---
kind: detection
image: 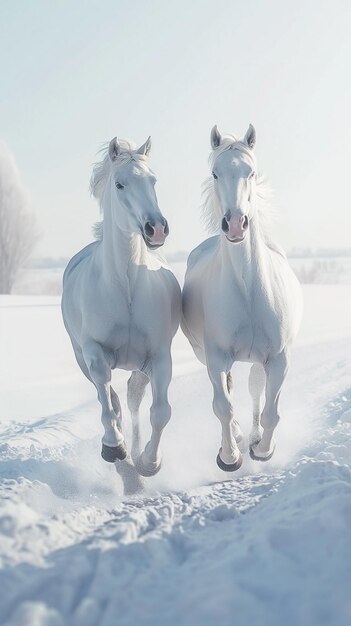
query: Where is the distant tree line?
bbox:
[289,247,351,258]
[0,143,39,293]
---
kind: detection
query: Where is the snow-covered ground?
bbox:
[0,281,351,626]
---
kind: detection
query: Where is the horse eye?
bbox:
[212,172,218,180]
[116,181,124,190]
[249,171,255,179]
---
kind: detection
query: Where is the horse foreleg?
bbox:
[135,355,171,477]
[127,370,149,463]
[110,386,122,431]
[207,351,242,472]
[250,351,289,461]
[82,341,127,462]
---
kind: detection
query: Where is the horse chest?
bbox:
[211,288,282,361]
[104,294,170,370]
[111,322,147,370]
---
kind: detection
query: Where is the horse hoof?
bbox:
[101,442,127,463]
[249,443,276,462]
[216,450,243,472]
[135,454,162,477]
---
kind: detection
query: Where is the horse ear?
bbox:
[244,124,256,149]
[210,125,222,150]
[108,137,120,161]
[137,136,152,156]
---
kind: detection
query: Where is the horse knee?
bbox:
[101,408,116,425]
[261,409,280,430]
[150,401,171,430]
[213,394,233,423]
[84,354,110,384]
[110,387,121,416]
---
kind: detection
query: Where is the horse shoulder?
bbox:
[186,235,219,274]
[63,241,99,285]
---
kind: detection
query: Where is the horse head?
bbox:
[107,136,169,249]
[210,124,257,244]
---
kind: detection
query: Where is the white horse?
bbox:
[62,136,181,480]
[182,124,302,471]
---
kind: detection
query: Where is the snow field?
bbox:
[0,284,350,625]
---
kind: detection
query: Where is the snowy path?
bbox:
[0,285,351,626]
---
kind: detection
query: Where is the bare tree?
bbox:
[0,143,39,293]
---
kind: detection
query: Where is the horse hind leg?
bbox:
[127,371,149,464]
[111,384,145,495]
[226,372,244,446]
[249,354,288,462]
[248,364,266,451]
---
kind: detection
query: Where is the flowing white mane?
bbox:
[90,139,148,240]
[90,139,147,204]
[201,135,285,257]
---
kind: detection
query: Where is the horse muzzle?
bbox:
[221,211,249,244]
[142,219,169,249]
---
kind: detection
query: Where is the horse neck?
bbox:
[219,213,267,290]
[99,180,149,294]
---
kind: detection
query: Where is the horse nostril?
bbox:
[221,217,229,233]
[242,215,248,230]
[144,221,155,238]
[164,220,169,236]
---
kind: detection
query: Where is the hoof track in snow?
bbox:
[3,385,351,626]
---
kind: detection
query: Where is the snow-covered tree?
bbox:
[0,143,39,293]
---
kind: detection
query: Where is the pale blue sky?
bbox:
[1,0,351,257]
